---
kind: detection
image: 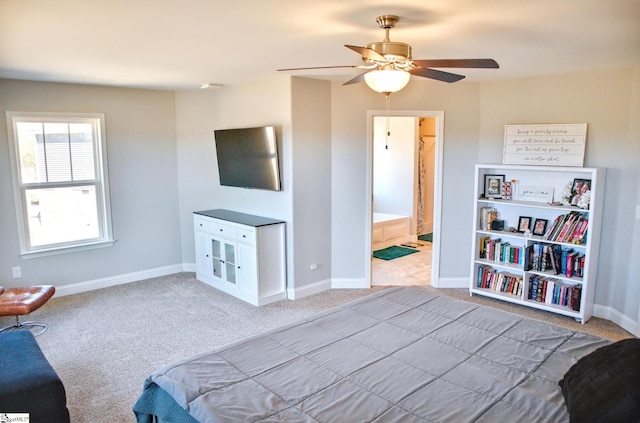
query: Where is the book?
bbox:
[556,212,580,242]
[524,244,533,271]
[561,248,573,275]
[543,215,560,239]
[528,277,536,300]
[478,236,489,258]
[566,251,579,278]
[550,244,562,275]
[544,280,554,303]
[480,207,497,231]
[570,218,589,244]
[570,285,582,311]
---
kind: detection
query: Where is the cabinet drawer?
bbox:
[237,228,256,245]
[210,221,237,239]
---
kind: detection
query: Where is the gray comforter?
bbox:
[141,287,609,422]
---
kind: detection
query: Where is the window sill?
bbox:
[20,239,115,259]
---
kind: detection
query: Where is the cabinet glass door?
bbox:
[225,243,236,284]
[212,239,222,278]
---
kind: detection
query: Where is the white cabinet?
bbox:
[469,165,605,323]
[194,210,286,306]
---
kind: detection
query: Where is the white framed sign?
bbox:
[503,123,587,166]
[518,185,554,203]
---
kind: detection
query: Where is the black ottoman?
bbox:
[0,330,70,423]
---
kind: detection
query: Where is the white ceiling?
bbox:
[1,0,639,91]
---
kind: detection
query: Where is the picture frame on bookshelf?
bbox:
[571,178,592,208]
[484,174,505,199]
[518,216,532,233]
[533,218,548,236]
[501,181,512,200]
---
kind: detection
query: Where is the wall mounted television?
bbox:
[213,125,282,191]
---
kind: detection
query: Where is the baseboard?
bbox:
[593,304,639,337]
[331,278,369,289]
[287,279,332,300]
[54,263,191,297]
[432,276,468,289]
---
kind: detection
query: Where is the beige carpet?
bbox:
[0,272,633,422]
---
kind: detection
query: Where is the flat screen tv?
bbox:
[214,125,281,191]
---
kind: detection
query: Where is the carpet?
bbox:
[418,233,433,242]
[8,273,629,422]
[372,245,419,260]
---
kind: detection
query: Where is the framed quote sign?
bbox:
[503,123,587,166]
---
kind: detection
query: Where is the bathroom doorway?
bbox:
[365,110,444,287]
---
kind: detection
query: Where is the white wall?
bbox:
[373,116,416,220]
[0,79,182,289]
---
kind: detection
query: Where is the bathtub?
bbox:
[372,213,411,250]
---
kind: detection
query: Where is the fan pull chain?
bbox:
[385,93,391,149]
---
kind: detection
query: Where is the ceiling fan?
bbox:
[278,15,499,94]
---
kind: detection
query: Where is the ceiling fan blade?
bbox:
[342,72,368,86]
[410,68,466,83]
[344,45,387,62]
[413,59,499,69]
[277,65,360,71]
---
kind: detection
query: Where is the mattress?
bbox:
[133,287,609,422]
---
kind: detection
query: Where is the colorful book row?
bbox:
[524,243,585,278]
[476,265,523,295]
[478,236,523,264]
[543,211,588,244]
[528,276,582,311]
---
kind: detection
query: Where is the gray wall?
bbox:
[0,79,182,287]
[174,76,333,294]
[290,78,332,291]
[330,66,640,329]
[1,66,637,331]
[331,78,481,281]
[478,67,640,323]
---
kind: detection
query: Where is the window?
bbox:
[6,112,113,256]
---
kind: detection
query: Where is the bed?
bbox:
[133,287,621,423]
[372,212,411,250]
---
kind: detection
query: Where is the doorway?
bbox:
[365,110,444,288]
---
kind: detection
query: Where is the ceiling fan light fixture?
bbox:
[364,69,410,94]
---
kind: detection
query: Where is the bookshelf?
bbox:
[470,164,606,323]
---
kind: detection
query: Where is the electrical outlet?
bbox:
[310,264,318,271]
[636,205,640,220]
[12,266,21,278]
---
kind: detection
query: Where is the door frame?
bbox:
[365,110,445,287]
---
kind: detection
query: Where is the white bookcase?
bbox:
[469,164,605,323]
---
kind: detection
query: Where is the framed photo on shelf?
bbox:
[484,174,505,199]
[501,181,512,200]
[533,218,548,236]
[571,178,592,206]
[517,216,532,233]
